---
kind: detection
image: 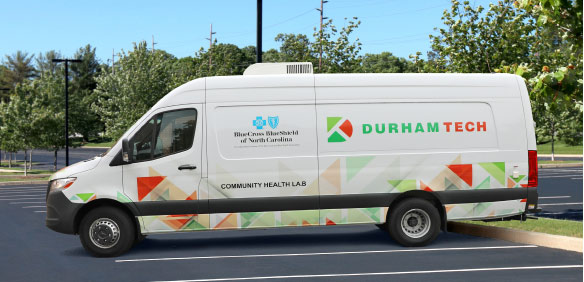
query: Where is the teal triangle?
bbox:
[346,156,375,181]
[445,178,459,190]
[475,177,490,189]
[69,195,80,201]
[117,192,132,203]
[157,189,169,201]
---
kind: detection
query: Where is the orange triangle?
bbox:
[420,180,433,192]
[447,164,472,187]
[325,218,336,225]
[186,191,197,200]
[137,176,166,201]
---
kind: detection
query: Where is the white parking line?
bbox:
[0,194,46,199]
[538,202,583,206]
[0,190,46,196]
[116,245,537,263]
[0,188,46,192]
[0,186,46,190]
[539,196,571,199]
[9,201,45,204]
[34,211,46,213]
[0,197,45,201]
[150,265,583,282]
[22,206,46,208]
[539,175,582,179]
[537,211,583,215]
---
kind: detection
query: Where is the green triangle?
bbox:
[346,156,375,181]
[511,175,526,183]
[475,177,491,189]
[479,162,505,186]
[117,192,132,203]
[473,202,490,215]
[328,131,346,142]
[388,179,416,192]
[327,117,342,132]
[76,193,94,202]
[157,189,169,201]
[183,219,206,231]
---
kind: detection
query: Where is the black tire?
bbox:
[79,206,135,257]
[387,198,441,247]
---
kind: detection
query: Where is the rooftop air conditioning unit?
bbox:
[243,62,313,75]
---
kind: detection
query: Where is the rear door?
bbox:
[122,105,203,232]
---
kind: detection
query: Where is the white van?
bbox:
[46,62,539,257]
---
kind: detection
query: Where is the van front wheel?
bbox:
[387,198,440,247]
[79,207,135,257]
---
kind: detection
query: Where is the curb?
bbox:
[0,180,48,187]
[539,163,582,168]
[448,221,583,253]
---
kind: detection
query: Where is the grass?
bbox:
[537,142,583,155]
[0,169,54,175]
[462,217,583,238]
[539,160,582,164]
[0,176,50,182]
[82,140,115,148]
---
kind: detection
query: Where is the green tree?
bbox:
[429,0,535,73]
[36,50,62,76]
[194,43,256,77]
[70,44,104,142]
[2,51,37,90]
[360,52,416,73]
[93,41,178,139]
[313,17,363,73]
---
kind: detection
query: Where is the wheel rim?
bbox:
[400,209,431,239]
[89,218,120,249]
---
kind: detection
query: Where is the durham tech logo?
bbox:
[327,117,353,142]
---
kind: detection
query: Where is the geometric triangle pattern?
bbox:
[346,156,374,182]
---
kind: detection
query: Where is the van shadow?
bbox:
[129,227,398,255]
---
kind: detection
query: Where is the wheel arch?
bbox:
[74,199,140,236]
[387,190,447,231]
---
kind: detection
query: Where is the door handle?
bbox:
[178,165,197,170]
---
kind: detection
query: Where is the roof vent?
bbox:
[243,62,313,75]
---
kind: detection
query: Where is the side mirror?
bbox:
[122,138,132,163]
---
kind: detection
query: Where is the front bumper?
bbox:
[46,190,82,234]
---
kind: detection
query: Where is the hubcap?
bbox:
[89,218,120,249]
[401,209,431,239]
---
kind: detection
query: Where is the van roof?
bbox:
[160,73,521,105]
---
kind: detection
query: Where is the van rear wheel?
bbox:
[387,198,440,247]
[79,206,135,257]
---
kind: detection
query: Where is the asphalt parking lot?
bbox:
[0,175,582,282]
[533,167,583,221]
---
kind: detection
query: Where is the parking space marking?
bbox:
[539,196,571,199]
[0,188,46,193]
[150,265,583,282]
[9,201,45,204]
[22,206,46,208]
[538,202,582,206]
[539,175,582,179]
[0,190,46,196]
[34,211,46,213]
[0,186,45,190]
[116,245,537,263]
[0,194,46,199]
[537,211,582,215]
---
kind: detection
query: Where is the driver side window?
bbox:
[129,108,197,163]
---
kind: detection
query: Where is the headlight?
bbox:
[49,178,76,192]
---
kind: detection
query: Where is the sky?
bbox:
[0,0,495,65]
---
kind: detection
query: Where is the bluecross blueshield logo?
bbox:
[268,116,279,129]
[253,116,266,129]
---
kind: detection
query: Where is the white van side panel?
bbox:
[315,78,529,222]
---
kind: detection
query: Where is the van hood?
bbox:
[50,157,102,180]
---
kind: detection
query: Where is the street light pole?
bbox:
[256,0,262,63]
[52,58,82,167]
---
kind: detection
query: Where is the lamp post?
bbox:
[52,59,82,166]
